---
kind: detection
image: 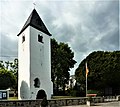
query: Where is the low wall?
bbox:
[0,100,42,107]
[48,97,104,107]
[0,97,104,107]
[117,95,120,101]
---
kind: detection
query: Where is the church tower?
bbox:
[17,9,53,100]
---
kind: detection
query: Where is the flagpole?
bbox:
[85,62,88,97]
[86,74,87,97]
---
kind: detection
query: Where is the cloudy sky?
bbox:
[0,0,119,75]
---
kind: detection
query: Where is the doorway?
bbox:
[36,89,47,99]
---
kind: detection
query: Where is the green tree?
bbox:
[0,61,4,69]
[75,51,120,96]
[9,59,18,91]
[51,38,59,94]
[51,38,76,95]
[0,59,18,90]
[0,69,17,90]
[9,59,18,78]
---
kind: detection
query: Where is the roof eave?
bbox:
[17,24,52,36]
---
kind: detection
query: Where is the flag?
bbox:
[86,62,89,77]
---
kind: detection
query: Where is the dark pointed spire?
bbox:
[17,9,51,36]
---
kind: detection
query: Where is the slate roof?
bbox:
[17,9,52,36]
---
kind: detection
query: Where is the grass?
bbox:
[52,96,75,99]
[8,96,77,100]
[8,97,18,100]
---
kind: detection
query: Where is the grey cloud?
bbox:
[0,33,18,61]
[91,1,119,51]
[100,29,119,50]
[0,0,119,75]
[54,24,76,42]
[92,1,119,32]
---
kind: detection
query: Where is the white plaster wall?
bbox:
[18,25,53,100]
[18,27,30,100]
[29,27,44,99]
[29,27,53,100]
[42,33,53,99]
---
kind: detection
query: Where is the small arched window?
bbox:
[38,34,43,43]
[34,78,40,88]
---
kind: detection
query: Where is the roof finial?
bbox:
[33,1,36,9]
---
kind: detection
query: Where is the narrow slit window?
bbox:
[22,36,25,43]
[38,34,43,43]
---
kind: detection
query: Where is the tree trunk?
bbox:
[63,80,65,95]
[53,82,56,95]
[56,77,59,95]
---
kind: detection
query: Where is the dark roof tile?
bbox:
[17,9,51,36]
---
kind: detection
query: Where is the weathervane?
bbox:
[33,2,36,9]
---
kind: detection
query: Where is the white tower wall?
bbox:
[30,27,53,99]
[18,9,53,100]
[18,26,30,99]
[18,26,53,100]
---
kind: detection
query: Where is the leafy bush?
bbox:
[87,90,103,96]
